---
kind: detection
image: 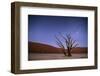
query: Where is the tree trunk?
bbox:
[62,49,67,56]
[67,48,72,56]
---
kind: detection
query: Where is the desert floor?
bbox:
[28,53,88,60]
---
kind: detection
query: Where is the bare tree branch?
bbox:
[73,44,79,48]
[55,35,67,56]
[59,32,67,41]
[55,35,65,49]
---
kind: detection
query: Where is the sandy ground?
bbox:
[28,53,88,60]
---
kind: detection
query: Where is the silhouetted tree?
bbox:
[55,33,78,56]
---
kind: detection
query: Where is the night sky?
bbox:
[28,15,88,48]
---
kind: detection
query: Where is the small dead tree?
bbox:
[55,33,78,57]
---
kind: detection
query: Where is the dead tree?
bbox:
[55,33,78,57]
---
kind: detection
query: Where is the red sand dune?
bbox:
[28,42,87,54]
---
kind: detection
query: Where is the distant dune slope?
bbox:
[28,42,88,53]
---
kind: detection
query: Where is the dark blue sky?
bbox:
[28,15,88,47]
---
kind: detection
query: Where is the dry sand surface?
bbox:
[28,53,88,60]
